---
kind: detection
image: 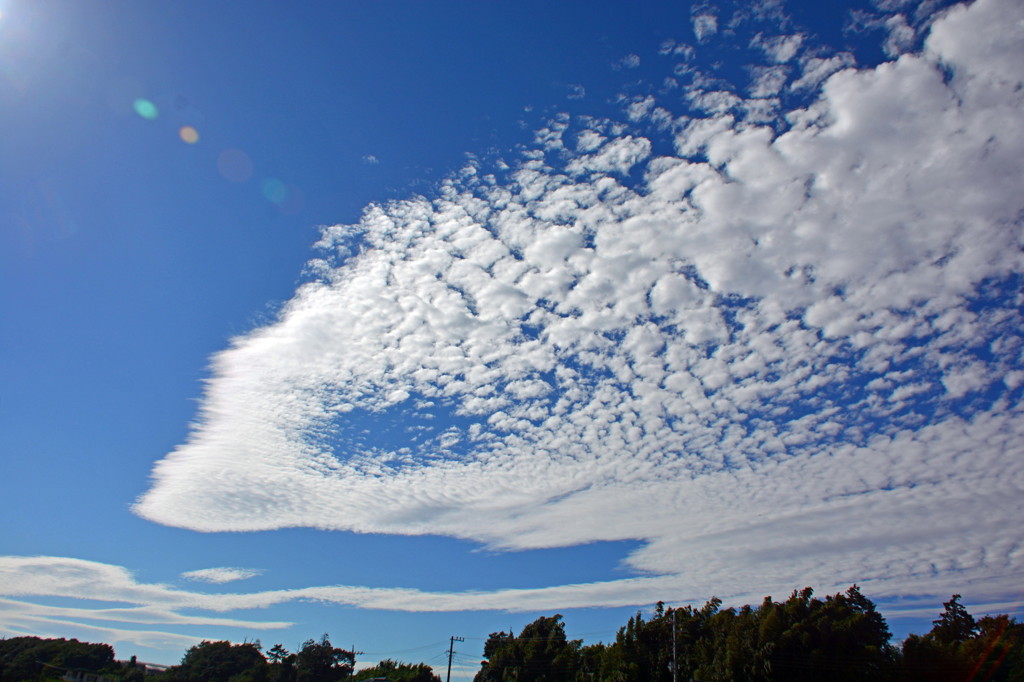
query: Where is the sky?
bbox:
[2,0,1023,676]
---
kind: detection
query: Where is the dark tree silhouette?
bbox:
[931,594,977,645]
[295,634,354,682]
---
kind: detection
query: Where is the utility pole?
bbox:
[446,635,464,682]
[672,610,678,682]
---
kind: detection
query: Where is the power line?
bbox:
[361,640,449,657]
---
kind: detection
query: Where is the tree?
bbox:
[474,615,581,682]
[601,608,675,682]
[351,658,441,682]
[295,634,354,682]
[901,596,1024,682]
[267,644,298,682]
[0,636,116,681]
[476,630,514,682]
[965,614,1024,681]
[761,585,895,681]
[930,594,977,645]
[122,655,147,682]
[575,643,606,682]
[518,587,895,682]
[267,644,292,665]
[164,640,268,682]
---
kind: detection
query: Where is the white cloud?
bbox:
[0,556,293,655]
[617,54,641,70]
[565,135,651,175]
[692,14,718,42]
[748,65,789,96]
[874,0,914,9]
[751,32,805,63]
[181,567,264,584]
[883,14,917,56]
[791,52,856,90]
[133,0,1024,623]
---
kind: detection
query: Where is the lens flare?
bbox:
[217,149,253,183]
[261,179,287,204]
[133,99,158,120]
[179,126,199,144]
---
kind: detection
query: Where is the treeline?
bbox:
[158,636,439,682]
[6,587,1022,681]
[475,586,1024,681]
[0,636,119,681]
[0,634,439,682]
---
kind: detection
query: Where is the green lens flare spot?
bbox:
[261,179,287,204]
[133,99,159,120]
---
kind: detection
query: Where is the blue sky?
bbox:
[2,0,1023,676]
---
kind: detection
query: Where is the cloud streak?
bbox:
[130,0,1024,621]
[181,567,264,584]
[0,557,293,653]
[1,550,1019,636]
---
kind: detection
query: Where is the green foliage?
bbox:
[760,586,893,681]
[6,590,1023,682]
[264,644,297,682]
[467,587,1023,681]
[162,640,269,682]
[160,635,354,682]
[351,658,440,682]
[968,615,1024,681]
[0,636,115,681]
[474,615,582,682]
[930,594,977,645]
[900,599,1024,681]
[294,634,354,682]
[267,644,292,665]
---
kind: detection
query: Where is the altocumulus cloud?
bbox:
[131,0,1024,612]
